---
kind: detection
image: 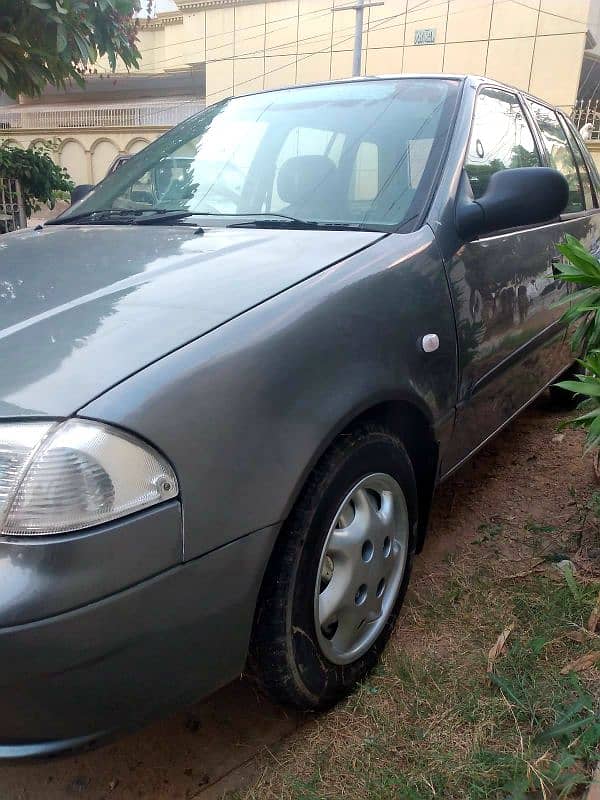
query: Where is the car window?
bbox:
[465,87,540,200]
[559,114,596,209]
[527,101,584,213]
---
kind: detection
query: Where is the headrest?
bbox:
[277,155,337,206]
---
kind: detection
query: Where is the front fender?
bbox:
[81,228,457,560]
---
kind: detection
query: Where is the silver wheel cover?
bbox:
[313,472,409,665]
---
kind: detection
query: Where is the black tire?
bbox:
[548,362,580,410]
[248,423,417,711]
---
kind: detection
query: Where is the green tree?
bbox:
[510,144,540,168]
[0,0,143,99]
[0,141,73,225]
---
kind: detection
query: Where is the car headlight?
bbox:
[0,419,178,536]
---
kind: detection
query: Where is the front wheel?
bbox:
[249,424,417,710]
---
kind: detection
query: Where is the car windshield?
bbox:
[58,78,459,231]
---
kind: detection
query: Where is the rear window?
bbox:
[527,101,585,213]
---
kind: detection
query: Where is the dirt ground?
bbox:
[0,400,595,800]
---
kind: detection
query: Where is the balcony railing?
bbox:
[0,99,205,131]
[572,98,600,141]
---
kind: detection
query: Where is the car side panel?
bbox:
[80,229,458,560]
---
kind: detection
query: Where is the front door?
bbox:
[443,87,573,470]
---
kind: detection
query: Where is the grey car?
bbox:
[1,75,597,758]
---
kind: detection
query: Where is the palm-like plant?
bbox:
[553,234,600,451]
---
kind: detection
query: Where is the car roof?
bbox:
[228,74,560,113]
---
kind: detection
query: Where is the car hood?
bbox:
[0,224,381,417]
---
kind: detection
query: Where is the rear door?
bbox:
[530,100,600,276]
[443,87,574,469]
[525,99,600,340]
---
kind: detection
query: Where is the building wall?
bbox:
[588,140,600,171]
[0,129,167,185]
[136,0,590,110]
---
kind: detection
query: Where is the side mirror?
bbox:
[70,184,94,205]
[456,167,569,239]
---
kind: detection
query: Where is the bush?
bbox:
[0,140,74,218]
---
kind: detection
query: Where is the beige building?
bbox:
[1,0,598,184]
[138,0,591,108]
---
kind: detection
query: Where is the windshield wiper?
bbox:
[47,209,195,226]
[227,216,366,231]
[134,210,195,225]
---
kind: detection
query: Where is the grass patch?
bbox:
[232,502,600,800]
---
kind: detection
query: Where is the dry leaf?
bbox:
[566,630,586,643]
[588,591,600,634]
[487,624,514,673]
[560,651,600,675]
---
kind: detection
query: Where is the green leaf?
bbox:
[539,714,597,742]
[489,673,526,710]
[570,408,600,425]
[528,635,548,655]
[73,31,93,62]
[0,33,20,45]
[557,236,600,278]
[0,0,140,96]
[561,561,581,600]
[56,26,67,53]
[555,380,600,397]
[585,422,600,452]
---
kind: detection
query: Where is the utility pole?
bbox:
[334,0,384,77]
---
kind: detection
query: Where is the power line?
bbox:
[206,2,440,101]
[90,5,335,74]
[99,0,582,77]
[139,4,334,54]
[138,0,556,71]
[138,0,513,116]
[146,15,362,69]
[91,0,587,77]
[92,0,587,101]
[138,0,437,66]
[510,0,590,28]
[137,7,415,118]
[134,0,461,71]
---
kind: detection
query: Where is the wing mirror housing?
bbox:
[70,184,95,205]
[456,167,569,240]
